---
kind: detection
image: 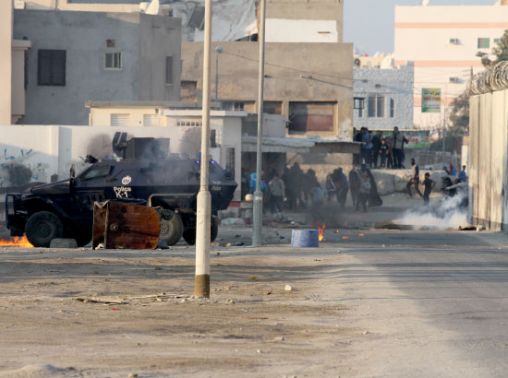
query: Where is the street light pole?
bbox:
[215,46,224,101]
[194,0,213,298]
[252,0,266,247]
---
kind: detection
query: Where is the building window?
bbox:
[110,113,130,126]
[176,119,202,127]
[105,52,122,70]
[288,102,335,133]
[222,102,245,111]
[478,38,490,49]
[367,96,376,118]
[368,96,385,118]
[165,56,173,85]
[449,38,460,45]
[263,101,282,115]
[390,98,395,118]
[37,49,66,86]
[376,96,385,117]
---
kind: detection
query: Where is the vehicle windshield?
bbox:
[79,164,112,180]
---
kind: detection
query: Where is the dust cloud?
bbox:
[395,193,469,230]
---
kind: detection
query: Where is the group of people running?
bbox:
[248,163,381,215]
[355,126,409,169]
[406,159,468,205]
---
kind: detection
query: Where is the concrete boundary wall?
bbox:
[469,90,508,231]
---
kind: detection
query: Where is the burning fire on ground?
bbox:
[317,224,326,242]
[0,236,33,248]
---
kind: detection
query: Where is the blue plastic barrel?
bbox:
[291,229,319,248]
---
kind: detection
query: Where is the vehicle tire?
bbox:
[25,211,64,247]
[182,217,219,246]
[159,209,184,246]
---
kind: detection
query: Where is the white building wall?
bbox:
[394,3,508,130]
[0,125,183,189]
[353,63,414,130]
[266,19,338,43]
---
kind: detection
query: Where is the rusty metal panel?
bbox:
[92,201,160,250]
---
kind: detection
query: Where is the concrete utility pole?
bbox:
[194,0,213,298]
[215,46,224,101]
[252,0,266,247]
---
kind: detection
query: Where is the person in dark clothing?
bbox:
[353,129,363,165]
[379,138,388,168]
[348,168,360,209]
[303,169,320,208]
[269,172,285,214]
[334,168,349,209]
[423,172,434,205]
[458,165,468,183]
[359,128,372,165]
[325,173,337,202]
[406,158,423,198]
[356,170,371,212]
[392,127,408,169]
[285,163,304,210]
[371,131,382,168]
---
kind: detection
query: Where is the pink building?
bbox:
[394,0,508,130]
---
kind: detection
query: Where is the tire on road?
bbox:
[25,211,64,248]
[159,209,184,246]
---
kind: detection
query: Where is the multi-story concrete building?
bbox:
[181,0,353,140]
[1,0,181,125]
[353,62,414,131]
[394,0,508,130]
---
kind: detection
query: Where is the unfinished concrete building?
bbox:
[181,0,353,140]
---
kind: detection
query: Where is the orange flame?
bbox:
[317,224,326,242]
[0,236,33,248]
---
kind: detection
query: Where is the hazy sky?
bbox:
[344,0,495,54]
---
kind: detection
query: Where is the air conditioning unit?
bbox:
[449,77,462,84]
[14,0,25,9]
[449,38,460,45]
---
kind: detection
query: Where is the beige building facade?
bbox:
[182,41,352,140]
[181,0,352,140]
[0,1,31,125]
[394,2,508,130]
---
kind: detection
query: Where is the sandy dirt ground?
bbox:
[2,195,504,378]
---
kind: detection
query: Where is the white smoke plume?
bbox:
[395,192,469,230]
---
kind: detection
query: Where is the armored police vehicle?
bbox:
[5,135,237,247]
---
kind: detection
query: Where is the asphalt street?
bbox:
[1,229,508,377]
[319,230,508,377]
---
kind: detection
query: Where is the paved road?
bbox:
[323,231,508,377]
[1,230,508,377]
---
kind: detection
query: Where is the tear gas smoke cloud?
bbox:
[395,193,469,230]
